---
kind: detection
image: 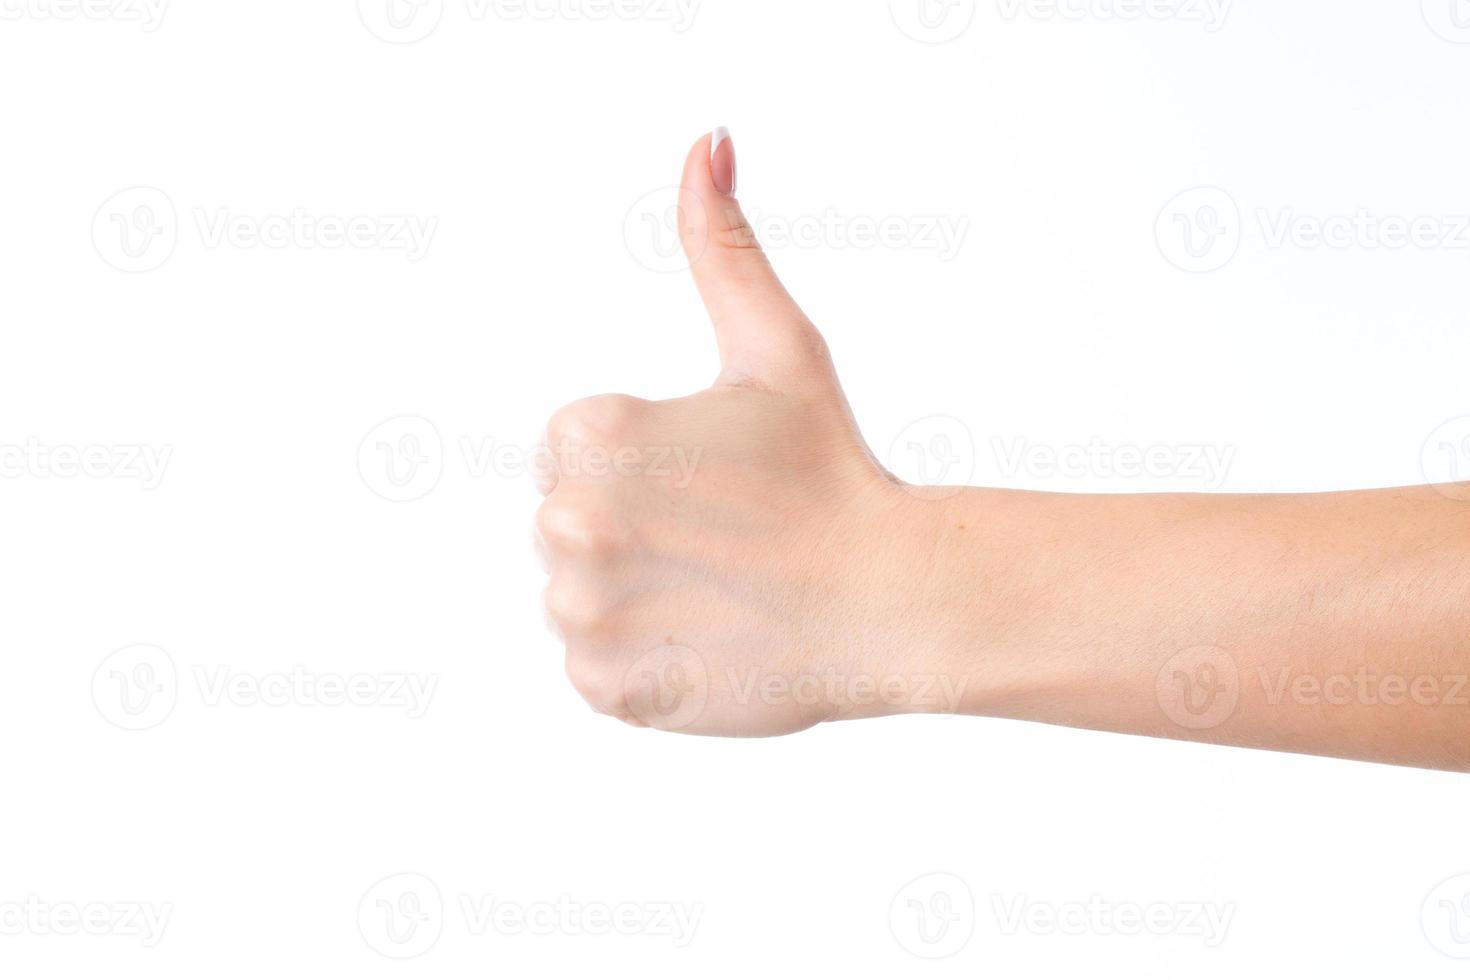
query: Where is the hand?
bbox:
[536,130,949,736]
[536,131,1470,770]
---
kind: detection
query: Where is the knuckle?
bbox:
[535,496,622,557]
[534,497,569,547]
[543,575,590,628]
[546,394,642,448]
[780,320,831,373]
[711,205,761,252]
[565,651,628,719]
[778,328,839,394]
[543,573,616,633]
[798,324,832,365]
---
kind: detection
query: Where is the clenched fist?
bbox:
[535,130,956,736]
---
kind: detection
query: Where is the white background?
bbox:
[3,0,1470,976]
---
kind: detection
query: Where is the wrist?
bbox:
[872,483,1073,720]
[827,481,1010,720]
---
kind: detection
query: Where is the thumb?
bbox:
[679,129,830,389]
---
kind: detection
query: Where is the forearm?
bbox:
[910,484,1470,770]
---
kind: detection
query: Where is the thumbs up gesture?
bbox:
[537,131,946,736]
[535,131,1470,771]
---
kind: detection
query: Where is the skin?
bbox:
[536,132,1470,771]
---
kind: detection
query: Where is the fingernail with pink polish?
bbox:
[710,126,737,197]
